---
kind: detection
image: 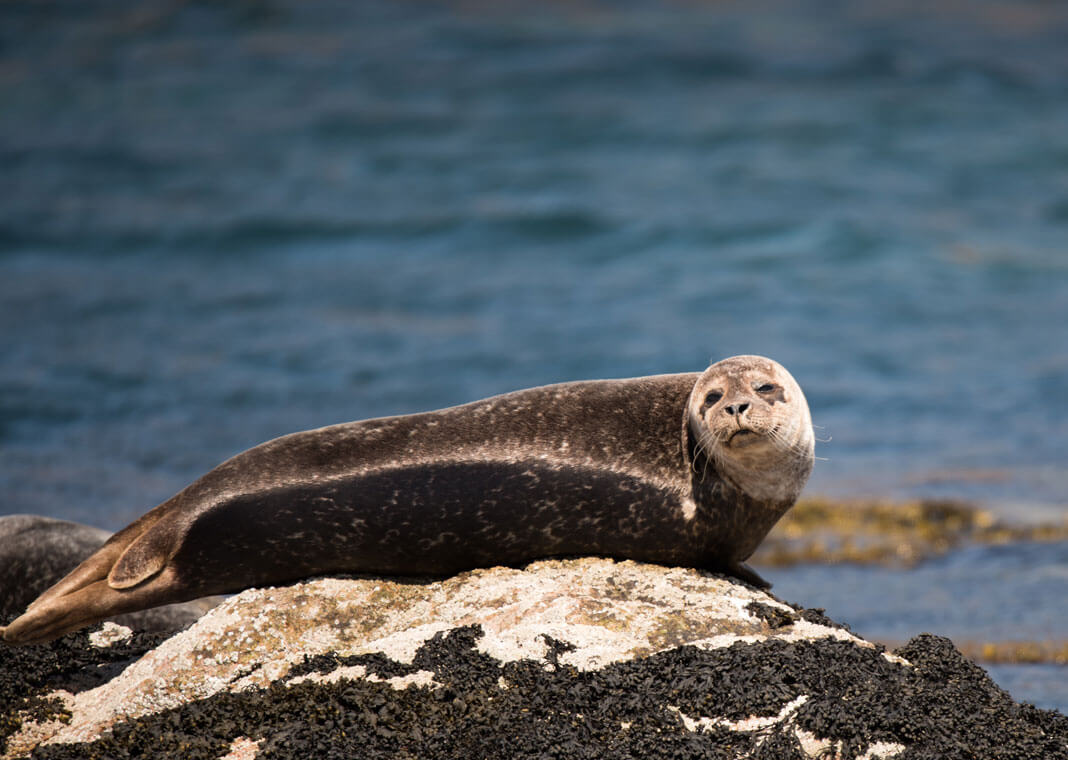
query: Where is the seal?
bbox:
[0,514,220,633]
[1,355,814,645]
[0,515,111,623]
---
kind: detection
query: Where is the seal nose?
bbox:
[724,402,750,416]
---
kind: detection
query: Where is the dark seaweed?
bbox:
[0,627,168,754]
[745,602,798,629]
[4,624,1063,760]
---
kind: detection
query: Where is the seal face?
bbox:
[683,355,815,567]
[1,355,814,645]
[687,355,814,505]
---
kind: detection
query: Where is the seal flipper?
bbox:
[23,508,169,612]
[726,561,771,590]
[108,526,171,589]
[4,511,178,644]
[3,581,117,644]
[2,574,180,645]
[23,539,124,614]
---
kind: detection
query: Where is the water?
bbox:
[768,542,1068,712]
[2,0,1066,711]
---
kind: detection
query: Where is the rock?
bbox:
[2,558,1066,759]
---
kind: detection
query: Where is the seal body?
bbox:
[2,355,814,645]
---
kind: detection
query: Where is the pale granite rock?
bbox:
[3,558,1064,760]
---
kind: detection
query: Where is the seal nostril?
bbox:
[725,403,750,416]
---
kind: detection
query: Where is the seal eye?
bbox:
[755,383,776,393]
[704,391,723,406]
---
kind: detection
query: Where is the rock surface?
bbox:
[2,558,1066,759]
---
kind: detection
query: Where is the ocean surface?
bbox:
[2,0,1066,711]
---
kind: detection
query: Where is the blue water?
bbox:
[2,0,1066,711]
[770,542,1068,713]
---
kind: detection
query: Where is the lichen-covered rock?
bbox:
[2,558,1066,759]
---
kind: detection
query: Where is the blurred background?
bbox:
[2,0,1066,709]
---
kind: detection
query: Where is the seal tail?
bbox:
[4,510,178,645]
[22,509,168,614]
[2,575,177,646]
[21,537,127,615]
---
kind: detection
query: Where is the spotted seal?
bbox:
[2,355,814,644]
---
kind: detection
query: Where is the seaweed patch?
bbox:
[0,626,167,755]
[745,601,798,630]
[10,626,1066,760]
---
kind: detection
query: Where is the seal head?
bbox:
[687,354,814,505]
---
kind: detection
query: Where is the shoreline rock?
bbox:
[755,498,1068,568]
[3,558,1066,759]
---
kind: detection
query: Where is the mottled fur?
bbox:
[2,356,813,645]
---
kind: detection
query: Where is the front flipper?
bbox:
[725,561,771,590]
